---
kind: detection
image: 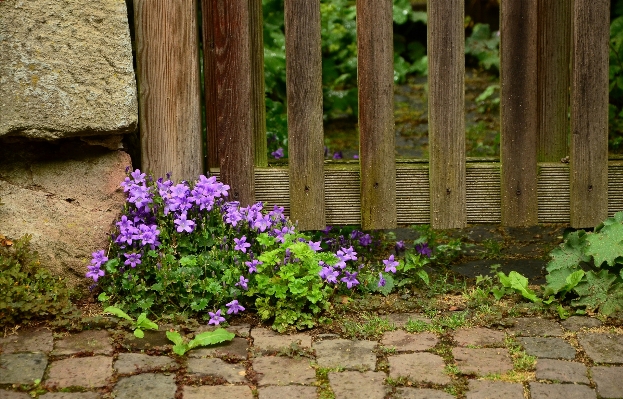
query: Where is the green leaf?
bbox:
[104,259,119,274]
[188,328,235,350]
[172,343,188,356]
[416,269,429,286]
[492,287,507,301]
[572,270,623,315]
[97,292,109,302]
[584,222,623,267]
[546,231,590,272]
[166,330,184,346]
[257,233,276,247]
[557,304,570,320]
[103,306,133,321]
[376,274,395,296]
[508,271,541,303]
[136,313,158,331]
[133,328,144,339]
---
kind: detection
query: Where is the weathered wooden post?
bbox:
[134,0,203,181]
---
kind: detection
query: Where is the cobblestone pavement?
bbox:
[1,315,622,398]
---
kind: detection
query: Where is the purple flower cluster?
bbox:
[318,246,361,289]
[86,250,107,282]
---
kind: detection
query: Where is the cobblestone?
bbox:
[38,393,100,399]
[0,353,48,385]
[186,357,247,383]
[251,328,312,352]
[257,385,317,399]
[381,330,437,352]
[51,331,112,356]
[113,374,176,399]
[113,353,178,374]
[187,337,248,360]
[393,388,455,398]
[387,353,450,385]
[453,327,505,347]
[591,366,623,398]
[578,333,623,363]
[517,337,576,359]
[0,329,53,354]
[328,371,387,399]
[253,356,315,386]
[509,317,563,337]
[45,356,112,389]
[529,381,596,399]
[535,359,589,383]
[183,385,253,399]
[466,380,524,399]
[0,392,31,399]
[452,347,513,376]
[314,339,377,370]
[560,316,602,332]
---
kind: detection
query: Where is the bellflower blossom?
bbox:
[383,254,399,273]
[341,271,359,289]
[124,252,141,268]
[226,300,245,314]
[378,272,387,287]
[359,234,372,246]
[416,243,432,258]
[234,236,251,253]
[337,246,357,261]
[174,213,195,233]
[235,275,249,290]
[319,265,339,284]
[208,309,226,325]
[245,259,262,273]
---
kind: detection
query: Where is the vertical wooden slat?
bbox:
[570,0,609,228]
[206,0,254,205]
[427,0,466,229]
[201,0,218,169]
[134,1,203,181]
[537,0,572,162]
[285,0,325,230]
[500,1,538,226]
[249,0,267,167]
[357,0,396,230]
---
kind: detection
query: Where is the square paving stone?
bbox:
[466,380,524,399]
[52,331,112,356]
[113,373,177,399]
[529,382,596,399]
[381,331,438,352]
[453,328,505,347]
[393,387,455,399]
[45,356,112,388]
[591,366,623,398]
[314,339,376,370]
[535,359,589,384]
[114,353,178,374]
[509,317,563,337]
[388,353,451,385]
[0,329,53,354]
[0,353,47,385]
[122,330,171,351]
[39,393,101,399]
[517,337,576,359]
[186,357,246,383]
[560,316,602,332]
[578,333,623,363]
[328,371,387,399]
[187,337,248,360]
[0,392,31,399]
[452,348,513,376]
[251,328,312,352]
[253,356,316,386]
[258,385,317,399]
[192,324,251,338]
[183,385,253,399]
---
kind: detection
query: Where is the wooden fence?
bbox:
[132,0,617,231]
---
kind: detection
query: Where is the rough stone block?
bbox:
[466,380,524,399]
[535,359,588,384]
[591,366,623,398]
[578,333,623,363]
[0,0,137,139]
[560,316,602,332]
[529,382,596,399]
[314,339,376,370]
[251,328,312,352]
[258,386,317,399]
[509,317,563,337]
[39,393,101,399]
[0,329,53,354]
[253,356,316,386]
[387,353,450,385]
[517,337,576,359]
[452,348,513,376]
[113,353,178,374]
[394,388,455,399]
[45,356,112,388]
[187,337,248,360]
[0,353,47,385]
[328,371,387,399]
[381,331,438,352]
[453,328,505,347]
[185,357,246,383]
[182,385,253,399]
[0,391,31,399]
[52,330,112,356]
[113,374,176,399]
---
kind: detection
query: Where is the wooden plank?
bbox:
[537,0,571,162]
[205,0,254,205]
[427,0,466,229]
[357,0,396,230]
[285,0,325,230]
[500,0,539,226]
[134,0,203,181]
[249,0,267,167]
[570,0,609,227]
[201,0,218,169]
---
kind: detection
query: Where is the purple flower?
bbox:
[86,265,105,282]
[341,271,359,289]
[322,225,332,235]
[273,226,293,243]
[138,224,160,248]
[319,266,339,284]
[358,234,371,246]
[174,213,196,233]
[130,169,146,184]
[271,147,284,159]
[123,252,142,268]
[235,275,249,290]
[234,236,251,253]
[350,230,363,240]
[91,250,108,267]
[395,240,406,252]
[415,243,432,258]
[245,259,262,273]
[308,241,322,251]
[268,205,285,221]
[332,151,343,160]
[208,309,226,325]
[252,214,272,232]
[226,300,246,315]
[337,246,357,261]
[378,272,386,287]
[383,254,399,273]
[353,154,359,159]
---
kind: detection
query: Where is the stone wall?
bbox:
[0,0,137,289]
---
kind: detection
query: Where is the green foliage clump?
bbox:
[465,23,500,73]
[0,235,72,326]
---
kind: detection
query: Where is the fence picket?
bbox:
[134,0,203,181]
[249,0,267,168]
[357,0,396,230]
[285,0,325,230]
[428,0,466,229]
[204,0,255,205]
[570,0,609,227]
[500,1,539,226]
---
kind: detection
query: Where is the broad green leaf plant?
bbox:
[104,306,158,338]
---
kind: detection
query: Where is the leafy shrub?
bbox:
[465,23,500,73]
[91,170,404,332]
[0,235,73,326]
